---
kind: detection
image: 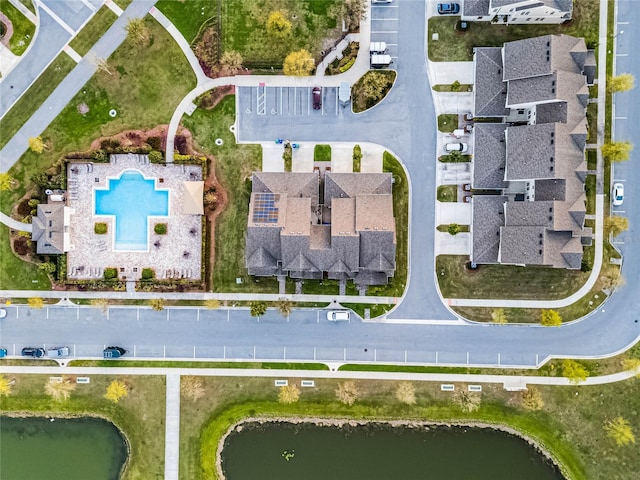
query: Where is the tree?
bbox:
[250,301,267,317]
[335,381,359,406]
[453,390,481,412]
[447,223,461,236]
[278,384,300,404]
[126,18,149,46]
[520,386,545,410]
[604,216,629,237]
[491,308,507,324]
[204,191,218,206]
[204,299,221,310]
[0,375,14,396]
[395,382,416,405]
[451,80,462,92]
[342,0,367,31]
[283,49,315,76]
[266,11,292,38]
[45,378,76,402]
[28,136,45,154]
[276,298,292,317]
[27,297,44,309]
[622,357,640,372]
[181,376,205,401]
[540,309,562,326]
[0,173,16,191]
[562,359,589,384]
[604,417,635,446]
[601,141,633,162]
[607,73,635,93]
[150,298,165,311]
[88,53,112,75]
[361,72,391,103]
[219,50,243,74]
[104,380,128,403]
[91,298,109,313]
[38,262,56,274]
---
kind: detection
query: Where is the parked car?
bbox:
[444,142,468,153]
[327,310,350,321]
[437,3,460,14]
[372,0,393,4]
[0,348,7,358]
[0,308,6,319]
[46,347,70,358]
[312,87,322,110]
[103,346,127,359]
[612,183,624,206]
[22,347,45,358]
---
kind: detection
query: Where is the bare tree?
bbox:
[336,381,359,405]
[395,382,416,405]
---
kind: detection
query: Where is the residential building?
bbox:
[245,171,396,285]
[462,0,573,24]
[470,34,594,269]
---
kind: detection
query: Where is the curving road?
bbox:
[1,1,639,368]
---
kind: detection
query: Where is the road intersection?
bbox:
[1,0,639,369]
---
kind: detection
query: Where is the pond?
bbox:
[222,421,565,480]
[0,416,128,480]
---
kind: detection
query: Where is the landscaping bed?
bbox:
[352,70,397,113]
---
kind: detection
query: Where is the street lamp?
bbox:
[613,30,624,39]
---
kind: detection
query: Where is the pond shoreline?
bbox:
[215,416,566,480]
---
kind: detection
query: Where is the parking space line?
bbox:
[615,116,627,120]
[616,53,628,57]
[293,87,297,115]
[280,87,283,115]
[335,91,339,115]
[613,210,625,214]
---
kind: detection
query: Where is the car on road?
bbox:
[0,348,7,358]
[312,87,322,110]
[103,346,127,359]
[327,310,350,321]
[437,3,460,14]
[444,142,468,153]
[47,347,70,358]
[612,183,624,206]
[22,347,45,358]
[0,308,6,318]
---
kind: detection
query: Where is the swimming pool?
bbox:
[95,170,169,251]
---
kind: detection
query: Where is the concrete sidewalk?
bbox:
[164,374,181,480]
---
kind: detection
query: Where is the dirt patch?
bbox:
[0,13,13,47]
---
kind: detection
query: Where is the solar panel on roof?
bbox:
[252,193,280,223]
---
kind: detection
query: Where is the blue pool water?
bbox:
[95,170,169,251]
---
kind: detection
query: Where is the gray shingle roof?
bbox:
[505,201,555,227]
[473,47,510,117]
[324,173,392,207]
[472,124,508,189]
[505,123,558,180]
[499,225,547,265]
[32,203,67,254]
[471,196,506,264]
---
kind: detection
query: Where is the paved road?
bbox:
[0,0,157,172]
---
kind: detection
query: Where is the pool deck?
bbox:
[66,155,203,282]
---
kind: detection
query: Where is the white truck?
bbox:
[369,42,388,55]
[339,82,351,107]
[370,54,392,69]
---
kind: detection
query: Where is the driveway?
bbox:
[432,92,474,115]
[436,202,471,225]
[261,143,285,172]
[436,231,470,255]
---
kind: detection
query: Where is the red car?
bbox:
[312,87,322,110]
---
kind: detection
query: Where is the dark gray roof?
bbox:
[32,203,66,254]
[507,73,558,107]
[534,179,566,201]
[471,196,506,264]
[499,226,546,265]
[473,48,510,117]
[505,201,555,227]
[535,102,567,124]
[462,0,490,16]
[505,123,558,180]
[472,124,508,189]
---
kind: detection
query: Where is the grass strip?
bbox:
[69,6,118,57]
[68,360,329,369]
[0,53,76,149]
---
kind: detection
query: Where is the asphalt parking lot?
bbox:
[237,85,343,117]
[370,1,399,63]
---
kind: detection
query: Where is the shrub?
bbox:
[104,380,128,403]
[13,237,30,255]
[278,384,300,404]
[104,268,118,281]
[336,381,359,405]
[250,301,267,317]
[447,223,461,235]
[148,150,163,163]
[141,268,155,281]
[146,136,162,151]
[339,57,356,73]
[154,223,167,235]
[94,222,108,234]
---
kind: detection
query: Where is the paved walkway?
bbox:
[8,0,37,24]
[0,212,32,232]
[164,374,181,480]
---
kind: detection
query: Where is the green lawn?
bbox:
[313,144,331,161]
[428,0,599,61]
[586,102,597,144]
[0,224,51,289]
[0,52,76,151]
[0,15,195,215]
[69,6,117,57]
[112,0,133,9]
[0,375,166,479]
[436,255,591,300]
[221,0,341,67]
[16,0,34,14]
[437,114,458,132]
[181,96,279,293]
[0,0,36,55]
[436,224,470,233]
[585,174,596,214]
[156,0,216,43]
[437,184,457,202]
[432,83,472,92]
